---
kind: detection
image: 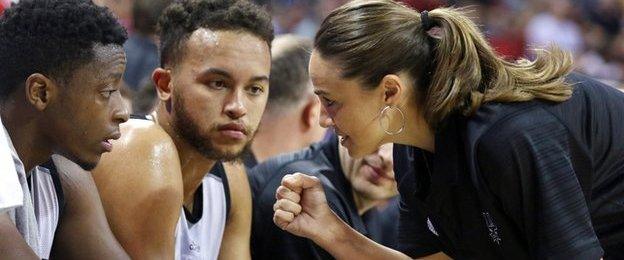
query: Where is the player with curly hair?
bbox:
[0,0,130,258]
[87,0,274,259]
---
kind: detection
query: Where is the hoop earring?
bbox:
[379,105,405,135]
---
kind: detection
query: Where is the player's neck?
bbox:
[1,107,52,174]
[152,108,217,204]
[173,138,217,206]
[179,150,216,207]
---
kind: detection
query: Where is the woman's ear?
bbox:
[379,74,405,106]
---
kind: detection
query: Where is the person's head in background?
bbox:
[0,0,129,171]
[548,0,574,20]
[251,35,326,164]
[153,0,273,162]
[339,142,397,214]
[133,0,172,38]
[122,0,172,91]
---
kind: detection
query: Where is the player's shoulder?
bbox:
[119,119,176,150]
[92,118,182,195]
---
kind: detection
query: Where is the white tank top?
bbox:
[0,117,22,214]
[29,165,62,259]
[3,120,62,259]
[174,163,230,260]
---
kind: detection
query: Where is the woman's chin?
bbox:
[346,145,375,159]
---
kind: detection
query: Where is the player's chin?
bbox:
[215,145,248,161]
[61,145,102,171]
[73,154,101,171]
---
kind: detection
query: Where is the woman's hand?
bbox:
[272,174,436,260]
[273,173,339,241]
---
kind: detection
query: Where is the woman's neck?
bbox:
[388,103,435,153]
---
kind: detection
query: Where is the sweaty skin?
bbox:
[152,29,269,260]
[92,26,269,259]
[218,162,253,260]
[91,119,183,260]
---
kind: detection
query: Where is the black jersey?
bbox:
[395,73,624,259]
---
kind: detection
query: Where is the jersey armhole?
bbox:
[41,160,65,217]
[213,162,231,219]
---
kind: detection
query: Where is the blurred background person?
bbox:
[122,0,171,92]
[0,0,10,14]
[132,78,158,116]
[92,0,134,32]
[524,0,584,55]
[247,35,326,168]
[250,133,399,260]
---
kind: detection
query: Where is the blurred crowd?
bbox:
[1,0,622,106]
[277,0,624,81]
[264,0,624,86]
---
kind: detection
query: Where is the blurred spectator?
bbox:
[249,135,399,259]
[132,77,158,116]
[122,0,171,91]
[0,0,15,14]
[266,0,622,84]
[482,4,527,59]
[525,0,584,54]
[584,0,622,36]
[401,0,445,10]
[316,0,349,23]
[576,26,623,81]
[272,1,318,38]
[92,0,134,32]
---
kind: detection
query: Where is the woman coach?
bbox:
[272,0,624,259]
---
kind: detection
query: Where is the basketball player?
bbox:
[89,0,273,259]
[0,0,129,258]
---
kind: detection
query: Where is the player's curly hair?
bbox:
[0,0,127,99]
[158,0,273,67]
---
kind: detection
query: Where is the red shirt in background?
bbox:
[0,0,12,14]
[400,0,446,11]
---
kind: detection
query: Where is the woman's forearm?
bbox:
[310,211,412,260]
